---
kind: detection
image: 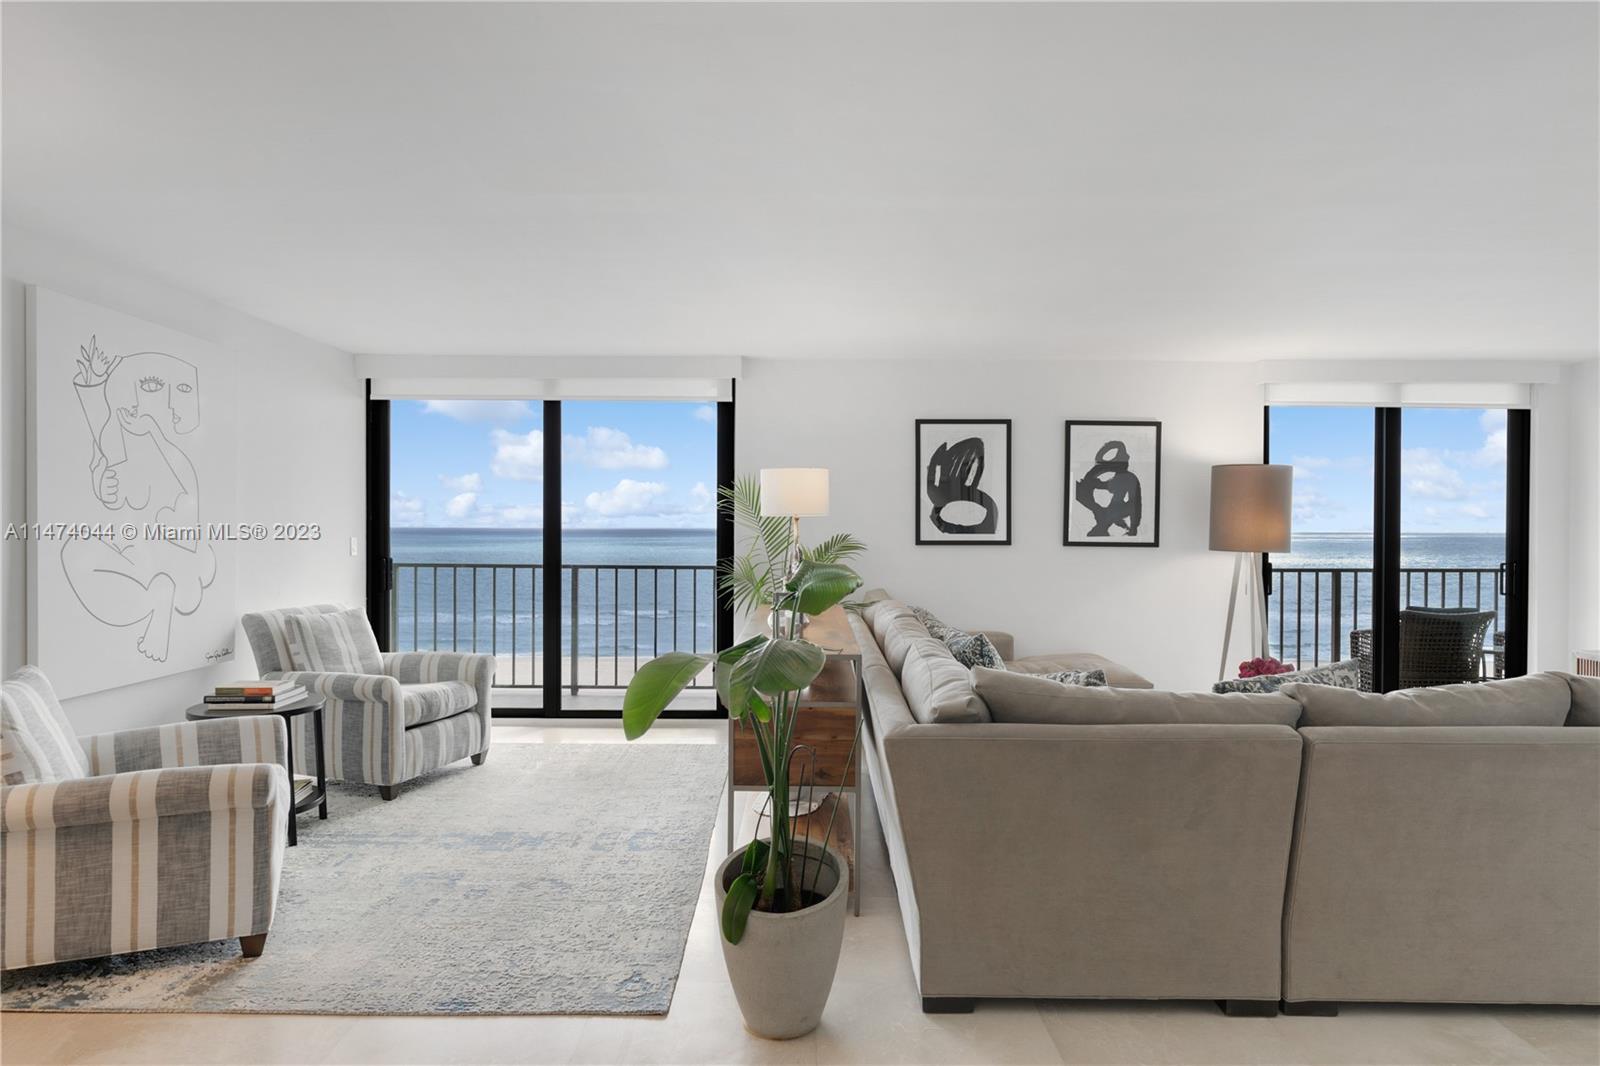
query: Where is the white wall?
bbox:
[737,356,1594,691]
[1568,358,1600,658]
[736,358,1263,692]
[1,227,366,734]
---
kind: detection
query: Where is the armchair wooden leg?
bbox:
[379,785,399,801]
[471,752,487,766]
[239,933,268,958]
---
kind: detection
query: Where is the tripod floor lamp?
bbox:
[1210,464,1293,682]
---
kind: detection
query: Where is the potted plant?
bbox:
[623,477,865,1039]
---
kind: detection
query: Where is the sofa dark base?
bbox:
[921,997,976,1014]
[1220,999,1280,1017]
[1281,1001,1340,1016]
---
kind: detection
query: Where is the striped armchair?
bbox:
[2,666,287,970]
[241,605,494,800]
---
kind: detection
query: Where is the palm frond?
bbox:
[801,532,867,564]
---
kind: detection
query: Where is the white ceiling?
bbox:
[4,2,1596,361]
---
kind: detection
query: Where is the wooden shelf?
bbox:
[731,703,858,787]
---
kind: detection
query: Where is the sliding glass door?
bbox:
[1262,407,1377,674]
[559,401,718,713]
[1266,405,1530,691]
[372,394,728,716]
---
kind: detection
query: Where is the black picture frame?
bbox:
[914,419,1012,546]
[1063,420,1162,548]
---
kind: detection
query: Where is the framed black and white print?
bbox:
[1064,420,1161,547]
[915,419,1011,545]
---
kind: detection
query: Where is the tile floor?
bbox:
[2,720,1596,1066]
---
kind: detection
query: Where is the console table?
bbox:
[727,604,866,915]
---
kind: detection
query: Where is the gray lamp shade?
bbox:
[1209,465,1293,552]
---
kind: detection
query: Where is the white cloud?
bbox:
[423,400,534,423]
[491,429,545,480]
[1476,409,1508,466]
[440,472,483,493]
[688,482,714,512]
[1403,448,1468,500]
[584,479,668,516]
[445,492,478,519]
[563,427,668,470]
[692,405,716,424]
[391,491,425,526]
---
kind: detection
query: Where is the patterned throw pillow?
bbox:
[1212,658,1361,695]
[908,605,950,640]
[944,630,1005,670]
[1041,668,1108,687]
[285,608,384,675]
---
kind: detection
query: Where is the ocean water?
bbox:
[1268,532,1507,668]
[390,528,717,663]
[389,527,1508,674]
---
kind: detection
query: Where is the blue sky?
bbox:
[1270,406,1508,534]
[390,400,717,529]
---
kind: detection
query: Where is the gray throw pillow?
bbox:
[972,667,1300,726]
[1283,672,1573,727]
[943,630,1004,670]
[284,608,383,675]
[1213,659,1360,695]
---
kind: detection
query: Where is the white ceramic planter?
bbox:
[714,840,848,1039]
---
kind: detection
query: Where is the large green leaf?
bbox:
[787,561,863,616]
[714,636,768,720]
[741,838,770,879]
[721,873,759,944]
[749,638,827,695]
[622,652,710,740]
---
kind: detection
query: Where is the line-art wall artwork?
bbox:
[27,287,237,699]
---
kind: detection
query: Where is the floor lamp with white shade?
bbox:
[1210,464,1293,682]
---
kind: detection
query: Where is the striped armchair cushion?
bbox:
[240,604,349,675]
[284,608,382,674]
[1,667,87,785]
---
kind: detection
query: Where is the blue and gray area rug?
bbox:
[2,742,725,1014]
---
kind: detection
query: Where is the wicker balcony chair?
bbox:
[1350,607,1498,691]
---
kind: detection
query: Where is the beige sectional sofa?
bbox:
[850,599,1600,1016]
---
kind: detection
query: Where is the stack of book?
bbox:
[203,680,307,713]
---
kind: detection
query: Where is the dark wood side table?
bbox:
[186,694,327,847]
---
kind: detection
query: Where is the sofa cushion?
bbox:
[1283,672,1573,728]
[401,680,479,727]
[1,666,87,785]
[1007,652,1154,689]
[864,601,927,674]
[900,637,990,724]
[1561,673,1600,727]
[943,630,1005,670]
[972,667,1300,725]
[1213,659,1361,695]
[285,607,383,675]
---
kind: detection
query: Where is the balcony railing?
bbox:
[390,562,717,690]
[1267,566,1506,675]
